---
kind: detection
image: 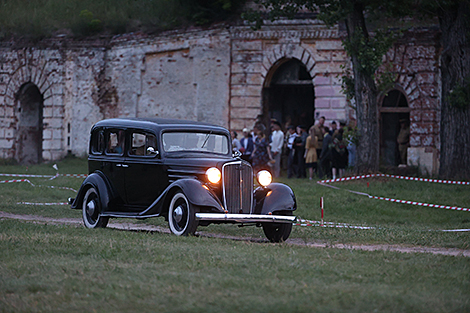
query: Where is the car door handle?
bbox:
[116,164,129,168]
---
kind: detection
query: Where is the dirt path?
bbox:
[1,211,469,258]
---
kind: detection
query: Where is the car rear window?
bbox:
[90,130,105,155]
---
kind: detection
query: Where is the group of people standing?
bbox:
[314,117,350,180]
[232,116,353,180]
[284,117,352,180]
[231,121,283,177]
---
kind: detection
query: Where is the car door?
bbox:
[123,130,168,211]
[100,128,128,209]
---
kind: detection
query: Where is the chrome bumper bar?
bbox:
[195,213,296,223]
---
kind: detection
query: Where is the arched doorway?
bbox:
[15,83,44,164]
[262,58,314,130]
[380,89,410,166]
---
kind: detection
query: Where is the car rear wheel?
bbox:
[262,214,293,243]
[168,191,198,236]
[82,187,109,229]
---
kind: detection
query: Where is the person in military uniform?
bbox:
[397,119,410,165]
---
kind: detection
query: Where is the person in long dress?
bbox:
[304,128,318,180]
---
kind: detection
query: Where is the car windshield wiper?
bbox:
[201,131,213,149]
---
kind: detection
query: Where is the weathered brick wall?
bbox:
[229,22,349,131]
[65,45,108,158]
[107,29,231,124]
[379,29,441,149]
[0,22,442,174]
[377,28,441,174]
[0,46,67,160]
[0,42,107,160]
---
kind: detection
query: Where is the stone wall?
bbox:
[377,28,441,174]
[229,22,349,130]
[0,21,442,174]
[1,45,67,160]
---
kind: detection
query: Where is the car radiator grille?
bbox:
[222,161,253,214]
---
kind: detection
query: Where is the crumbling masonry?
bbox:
[0,19,441,173]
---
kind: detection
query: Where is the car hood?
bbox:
[163,154,238,169]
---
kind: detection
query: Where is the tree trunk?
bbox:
[438,1,470,180]
[353,67,380,174]
[346,2,380,174]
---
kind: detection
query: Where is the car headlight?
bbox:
[206,167,221,184]
[257,170,272,187]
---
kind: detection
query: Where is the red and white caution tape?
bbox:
[0,173,55,178]
[0,178,77,193]
[368,195,470,212]
[317,181,470,212]
[60,174,87,178]
[48,173,88,180]
[294,217,375,229]
[0,173,87,179]
[17,202,68,206]
[320,173,470,185]
[0,178,32,184]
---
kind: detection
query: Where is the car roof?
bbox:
[92,118,229,133]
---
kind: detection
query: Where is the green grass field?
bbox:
[1,157,469,312]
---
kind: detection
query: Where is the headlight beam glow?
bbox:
[206,167,221,184]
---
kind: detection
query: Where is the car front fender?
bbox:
[253,183,297,215]
[142,179,224,217]
[172,179,224,209]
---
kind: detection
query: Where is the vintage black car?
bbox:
[70,118,296,242]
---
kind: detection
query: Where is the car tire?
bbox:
[168,191,198,236]
[82,187,109,229]
[262,216,293,243]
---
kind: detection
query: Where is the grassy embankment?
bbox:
[0,0,244,39]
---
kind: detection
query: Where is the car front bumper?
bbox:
[195,213,296,223]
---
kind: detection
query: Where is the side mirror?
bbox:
[233,150,242,158]
[147,147,159,156]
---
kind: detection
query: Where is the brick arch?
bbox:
[4,62,56,105]
[260,45,316,129]
[378,84,410,108]
[1,49,66,161]
[261,44,316,87]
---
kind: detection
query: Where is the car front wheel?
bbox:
[262,217,292,243]
[82,187,109,229]
[168,191,198,236]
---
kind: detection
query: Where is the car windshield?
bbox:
[162,131,229,154]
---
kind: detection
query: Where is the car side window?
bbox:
[129,132,158,157]
[91,129,105,155]
[106,130,125,155]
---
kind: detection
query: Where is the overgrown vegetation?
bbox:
[0,0,246,39]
